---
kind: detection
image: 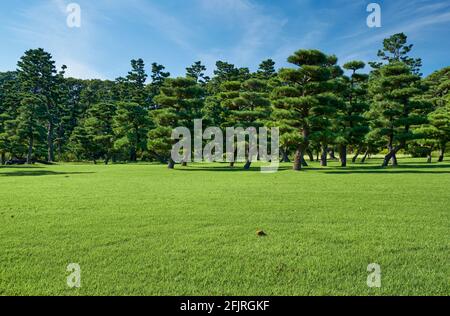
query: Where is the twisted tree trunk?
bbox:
[280,148,290,163]
[361,149,369,164]
[352,146,362,163]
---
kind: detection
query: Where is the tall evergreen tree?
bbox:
[186,61,210,85]
[126,58,148,105]
[338,61,370,167]
[15,95,47,164]
[424,66,450,162]
[271,49,343,170]
[70,102,116,164]
[256,59,276,79]
[369,62,432,167]
[224,79,271,169]
[148,63,170,107]
[16,48,66,162]
[148,78,204,168]
[113,102,150,162]
[369,33,423,75]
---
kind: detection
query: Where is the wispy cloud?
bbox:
[4,0,106,79]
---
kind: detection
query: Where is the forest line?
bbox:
[0,32,449,170]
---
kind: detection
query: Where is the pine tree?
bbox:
[186,61,210,85]
[70,102,116,164]
[424,66,450,162]
[256,59,276,79]
[338,61,370,167]
[17,48,66,162]
[113,102,150,162]
[148,78,204,168]
[15,95,47,164]
[271,49,343,170]
[369,33,422,75]
[148,63,170,107]
[369,62,432,167]
[126,58,148,105]
[226,78,271,169]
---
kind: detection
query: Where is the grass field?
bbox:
[0,158,449,296]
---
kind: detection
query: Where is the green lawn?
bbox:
[0,158,449,296]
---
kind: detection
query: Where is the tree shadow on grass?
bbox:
[0,166,44,169]
[0,170,95,177]
[174,165,293,172]
[322,162,450,174]
[173,161,450,174]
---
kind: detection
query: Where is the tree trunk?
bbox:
[244,160,252,170]
[328,148,337,160]
[352,146,362,163]
[27,136,33,165]
[426,153,432,163]
[385,138,399,167]
[57,142,62,161]
[301,156,308,167]
[320,145,328,167]
[293,145,303,171]
[391,153,398,166]
[340,145,347,167]
[306,149,314,162]
[47,122,54,162]
[280,148,290,163]
[382,147,400,167]
[0,152,5,165]
[181,161,188,167]
[130,147,137,162]
[361,149,369,164]
[438,142,446,162]
[168,158,175,169]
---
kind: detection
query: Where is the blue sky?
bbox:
[0,0,449,79]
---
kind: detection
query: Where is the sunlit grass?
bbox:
[0,158,449,295]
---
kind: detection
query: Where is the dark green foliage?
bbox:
[256,59,276,79]
[17,48,66,162]
[272,49,344,170]
[70,102,116,163]
[337,61,370,166]
[369,62,432,167]
[113,102,151,161]
[148,78,204,168]
[413,66,450,162]
[186,61,210,85]
[369,33,422,75]
[148,63,170,106]
[2,33,448,168]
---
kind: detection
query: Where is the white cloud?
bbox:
[5,0,107,79]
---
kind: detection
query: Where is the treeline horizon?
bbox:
[0,32,449,170]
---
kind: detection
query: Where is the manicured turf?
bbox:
[0,158,449,296]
